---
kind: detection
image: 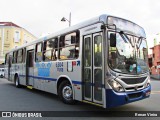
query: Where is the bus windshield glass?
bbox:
[108,32,149,74]
[107,16,146,38]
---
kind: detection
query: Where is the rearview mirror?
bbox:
[110,33,116,47]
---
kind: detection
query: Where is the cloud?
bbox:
[0,0,159,43]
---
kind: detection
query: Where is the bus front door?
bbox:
[83,32,103,105]
[26,50,34,86]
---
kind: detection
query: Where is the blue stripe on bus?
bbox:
[34,76,57,81]
[72,80,82,85]
[19,75,56,81]
[19,75,105,87]
[19,75,81,84]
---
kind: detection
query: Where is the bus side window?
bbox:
[35,43,43,62]
[43,38,58,61]
[8,55,12,67]
[17,49,23,63]
[59,31,79,60]
[12,51,17,64]
[23,48,26,63]
[5,54,8,65]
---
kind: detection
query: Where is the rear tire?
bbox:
[15,76,21,88]
[58,80,75,104]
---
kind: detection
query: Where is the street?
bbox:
[0,78,159,112]
[0,77,159,120]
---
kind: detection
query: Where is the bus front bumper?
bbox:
[105,85,151,108]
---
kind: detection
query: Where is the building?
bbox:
[0,22,37,64]
[154,33,160,46]
[149,44,160,79]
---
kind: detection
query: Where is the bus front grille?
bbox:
[121,77,147,85]
[125,85,143,91]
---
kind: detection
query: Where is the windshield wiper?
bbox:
[119,31,133,46]
[136,37,142,49]
[119,31,127,43]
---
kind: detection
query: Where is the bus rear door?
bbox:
[26,50,34,86]
[8,56,12,80]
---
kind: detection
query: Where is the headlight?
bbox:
[144,78,150,88]
[108,79,124,92]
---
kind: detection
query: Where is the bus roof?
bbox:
[6,14,144,54]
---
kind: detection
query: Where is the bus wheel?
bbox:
[58,80,75,104]
[15,76,21,88]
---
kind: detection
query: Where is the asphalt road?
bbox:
[0,78,159,119]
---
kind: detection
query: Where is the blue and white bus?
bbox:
[4,14,151,108]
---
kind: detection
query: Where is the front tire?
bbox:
[58,80,75,104]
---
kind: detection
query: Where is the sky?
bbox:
[0,0,160,53]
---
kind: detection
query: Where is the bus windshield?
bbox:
[108,32,149,74]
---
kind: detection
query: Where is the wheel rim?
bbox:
[62,85,72,100]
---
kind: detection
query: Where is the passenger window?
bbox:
[23,48,26,63]
[17,49,23,63]
[60,46,76,59]
[35,43,43,62]
[43,38,58,61]
[59,31,79,60]
[12,51,17,64]
[5,54,9,65]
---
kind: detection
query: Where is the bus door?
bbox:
[8,56,12,80]
[83,32,103,104]
[26,50,34,86]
